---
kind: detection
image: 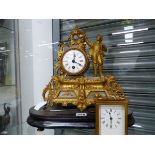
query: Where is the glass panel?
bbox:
[0,19,19,135]
[58,19,155,135]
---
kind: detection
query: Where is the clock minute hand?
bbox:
[75,61,82,67]
[73,52,76,60]
[109,112,113,128]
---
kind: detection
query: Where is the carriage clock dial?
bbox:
[61,48,89,75]
[100,105,125,135]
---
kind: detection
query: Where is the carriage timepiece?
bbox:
[42,26,128,135]
[96,101,128,135]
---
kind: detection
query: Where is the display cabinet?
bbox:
[0,19,21,135]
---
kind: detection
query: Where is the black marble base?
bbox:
[27,104,135,130]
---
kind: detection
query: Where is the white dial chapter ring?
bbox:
[62,49,87,75]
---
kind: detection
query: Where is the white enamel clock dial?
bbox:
[62,49,87,75]
[99,105,125,135]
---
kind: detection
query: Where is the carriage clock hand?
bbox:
[109,112,113,128]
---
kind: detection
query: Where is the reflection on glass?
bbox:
[117,41,144,46]
[112,27,148,35]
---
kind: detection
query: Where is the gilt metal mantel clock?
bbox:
[42,26,128,134]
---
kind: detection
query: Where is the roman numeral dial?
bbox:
[62,49,88,75]
[99,105,126,135]
[100,108,123,129]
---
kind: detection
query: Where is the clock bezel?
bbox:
[96,100,128,135]
[60,48,89,76]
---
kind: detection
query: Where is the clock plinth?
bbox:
[42,75,126,111]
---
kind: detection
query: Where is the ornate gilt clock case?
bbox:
[42,26,128,113]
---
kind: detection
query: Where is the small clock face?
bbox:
[62,49,88,75]
[99,105,125,135]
